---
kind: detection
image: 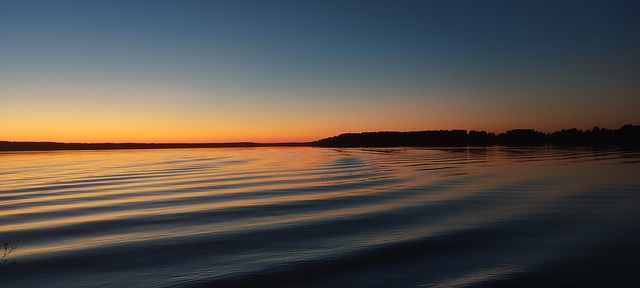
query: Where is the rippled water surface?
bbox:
[1,147,639,287]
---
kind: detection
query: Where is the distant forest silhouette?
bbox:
[1,125,639,151]
[0,142,304,151]
[313,125,640,147]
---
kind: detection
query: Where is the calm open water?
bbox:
[1,147,639,287]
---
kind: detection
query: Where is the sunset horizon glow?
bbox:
[2,1,639,143]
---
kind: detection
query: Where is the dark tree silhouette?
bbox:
[1,125,639,151]
[314,125,640,147]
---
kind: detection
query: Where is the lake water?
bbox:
[1,147,639,287]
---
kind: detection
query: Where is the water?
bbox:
[1,147,639,287]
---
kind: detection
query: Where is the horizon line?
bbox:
[2,124,637,146]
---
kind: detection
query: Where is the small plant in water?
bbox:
[1,242,17,265]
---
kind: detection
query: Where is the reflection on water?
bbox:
[1,147,639,287]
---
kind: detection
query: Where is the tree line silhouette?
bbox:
[313,125,640,147]
[0,142,305,151]
[1,125,639,151]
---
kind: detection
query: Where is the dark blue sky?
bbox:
[2,0,639,142]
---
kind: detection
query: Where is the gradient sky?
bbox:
[2,0,639,143]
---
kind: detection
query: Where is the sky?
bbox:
[1,0,639,143]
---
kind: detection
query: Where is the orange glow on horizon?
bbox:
[2,83,636,143]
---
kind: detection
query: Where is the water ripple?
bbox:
[1,147,639,287]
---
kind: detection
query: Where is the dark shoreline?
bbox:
[314,125,640,148]
[2,125,639,151]
[0,142,311,152]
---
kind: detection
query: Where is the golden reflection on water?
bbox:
[2,147,639,265]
